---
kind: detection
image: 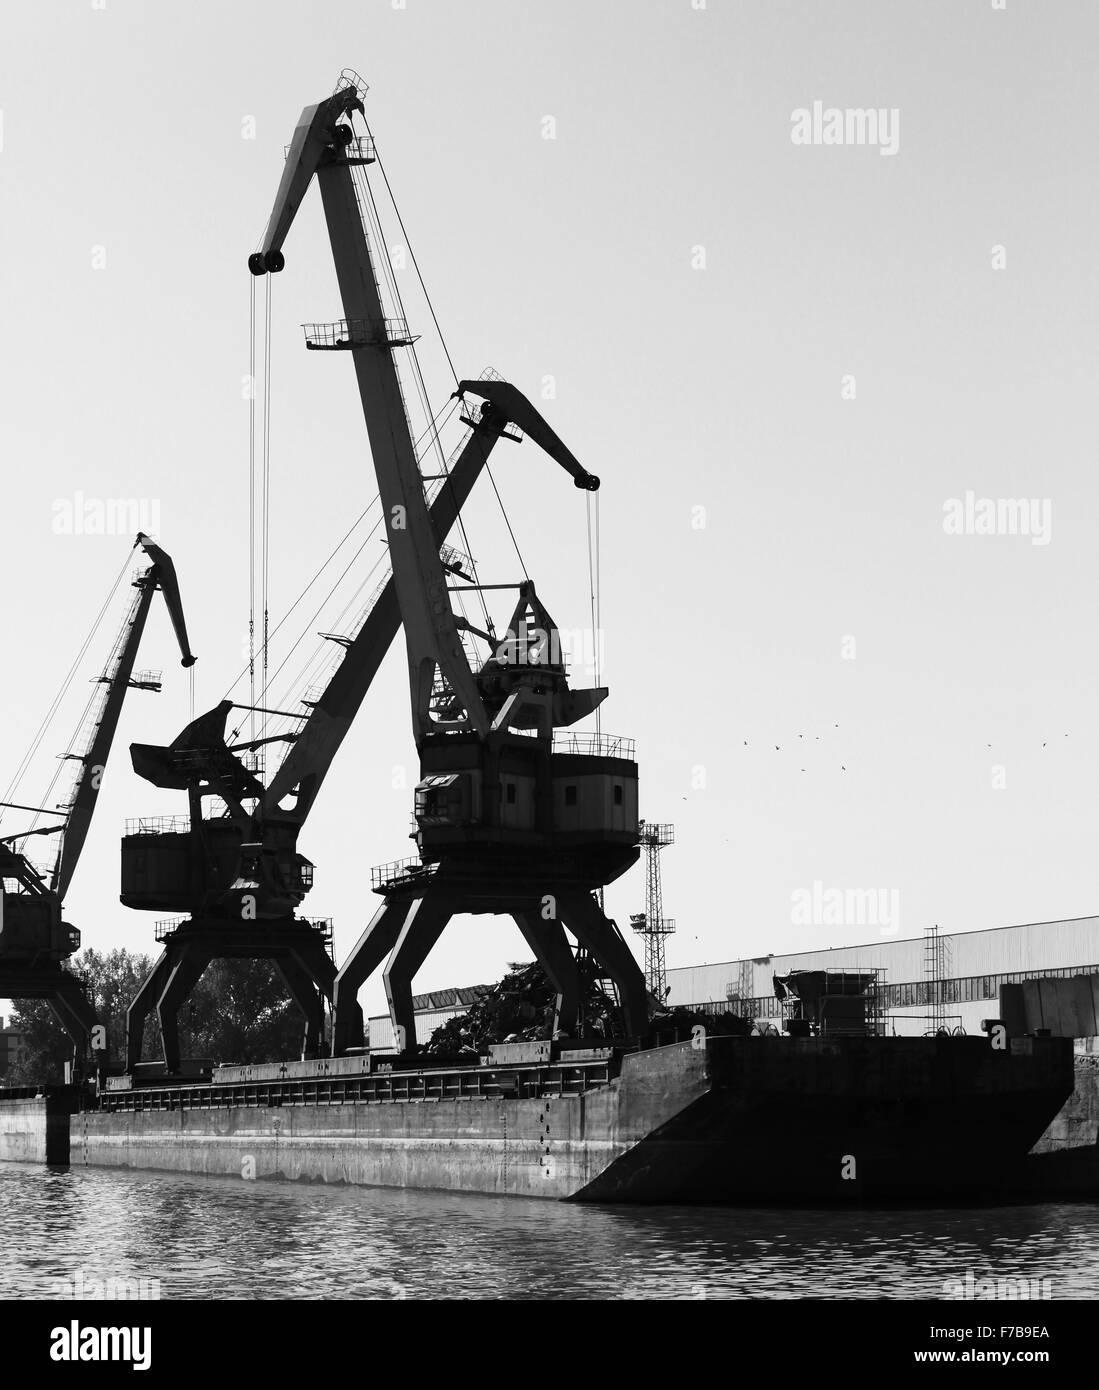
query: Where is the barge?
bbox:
[72,1031,1073,1203]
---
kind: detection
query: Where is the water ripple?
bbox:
[1,1162,1095,1300]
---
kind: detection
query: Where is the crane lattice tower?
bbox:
[630,821,675,1000]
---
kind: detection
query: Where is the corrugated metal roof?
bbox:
[408,983,491,1011]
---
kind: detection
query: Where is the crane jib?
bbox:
[50,537,196,902]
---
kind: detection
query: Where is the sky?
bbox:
[1,0,1097,1025]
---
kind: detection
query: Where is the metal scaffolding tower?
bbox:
[924,923,952,1034]
[630,821,675,1000]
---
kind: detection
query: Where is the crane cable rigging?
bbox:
[236,108,604,764]
[222,391,466,758]
[349,151,489,643]
[220,383,466,761]
[248,271,256,747]
[222,388,463,724]
[362,116,600,679]
[0,547,134,840]
[586,491,602,734]
[262,274,274,741]
[366,125,530,584]
[248,262,277,751]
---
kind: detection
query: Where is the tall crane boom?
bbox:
[52,534,195,901]
[318,153,489,743]
[252,82,470,741]
[250,78,598,750]
[261,414,504,827]
[250,73,649,1055]
[0,533,194,1073]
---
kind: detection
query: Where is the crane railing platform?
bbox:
[552,732,636,760]
[308,917,336,959]
[371,858,438,892]
[154,916,188,942]
[630,915,676,937]
[125,815,191,837]
[284,134,375,166]
[126,669,163,692]
[302,317,419,350]
[458,398,524,444]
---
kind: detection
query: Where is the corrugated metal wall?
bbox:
[666,916,1099,1007]
[368,1007,468,1054]
[360,917,1099,1049]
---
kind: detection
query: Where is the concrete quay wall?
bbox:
[0,1093,73,1164]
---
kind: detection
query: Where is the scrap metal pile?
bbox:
[423,961,613,1056]
[422,959,753,1056]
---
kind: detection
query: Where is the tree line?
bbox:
[3,948,311,1084]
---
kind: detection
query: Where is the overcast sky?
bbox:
[2,0,1097,1023]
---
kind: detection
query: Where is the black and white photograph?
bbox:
[0,0,1094,1352]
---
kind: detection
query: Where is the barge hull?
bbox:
[70,1035,1075,1203]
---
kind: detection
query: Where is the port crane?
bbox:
[119,404,565,1070]
[0,534,194,1070]
[249,72,648,1054]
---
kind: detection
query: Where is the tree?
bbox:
[4,949,314,1083]
[173,958,309,1065]
[3,948,153,1086]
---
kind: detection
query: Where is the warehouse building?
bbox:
[665,915,1099,1038]
[0,1017,28,1080]
[368,984,489,1053]
[368,915,1099,1048]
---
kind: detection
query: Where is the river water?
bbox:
[0,1162,1096,1300]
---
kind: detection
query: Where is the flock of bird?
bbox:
[731,727,1073,776]
[738,724,846,773]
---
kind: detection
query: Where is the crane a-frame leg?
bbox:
[334,884,645,1056]
[511,911,580,1037]
[276,952,328,1059]
[126,950,173,1071]
[156,945,215,1075]
[285,938,338,1057]
[382,895,452,1055]
[557,893,649,1037]
[47,976,103,1077]
[0,965,102,1074]
[126,920,338,1072]
[331,899,410,1054]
